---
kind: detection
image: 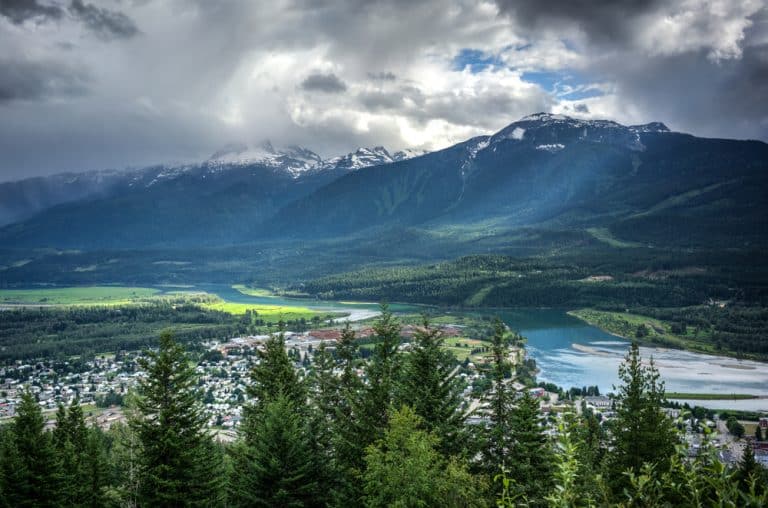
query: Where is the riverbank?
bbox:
[567,309,767,363]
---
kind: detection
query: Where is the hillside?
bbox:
[270,114,768,249]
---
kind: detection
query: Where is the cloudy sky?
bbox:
[0,0,766,181]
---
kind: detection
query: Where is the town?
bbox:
[2,321,765,470]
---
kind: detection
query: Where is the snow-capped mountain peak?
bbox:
[206,141,322,176]
[489,112,673,153]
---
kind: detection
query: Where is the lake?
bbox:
[202,286,768,411]
[496,309,768,411]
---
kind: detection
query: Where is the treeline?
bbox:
[636,305,768,355]
[297,254,748,308]
[0,302,248,362]
[1,307,766,506]
[298,254,768,356]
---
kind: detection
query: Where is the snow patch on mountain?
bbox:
[535,143,565,152]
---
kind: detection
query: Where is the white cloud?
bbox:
[0,0,766,180]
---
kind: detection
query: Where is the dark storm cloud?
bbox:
[0,0,64,24]
[0,59,90,102]
[300,72,348,93]
[69,0,139,40]
[495,0,662,45]
[602,44,768,141]
[0,0,138,39]
[573,103,589,113]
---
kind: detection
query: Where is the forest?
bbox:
[1,308,766,507]
[297,254,768,357]
[0,300,325,364]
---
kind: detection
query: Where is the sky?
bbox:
[0,0,766,181]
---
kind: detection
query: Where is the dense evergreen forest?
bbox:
[0,301,318,364]
[1,308,766,507]
[297,254,768,357]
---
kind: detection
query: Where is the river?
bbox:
[202,286,768,411]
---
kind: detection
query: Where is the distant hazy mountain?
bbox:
[2,113,766,250]
[0,142,424,247]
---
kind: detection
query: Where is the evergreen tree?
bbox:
[306,341,340,503]
[484,319,514,473]
[733,443,767,496]
[0,423,28,508]
[341,304,402,466]
[331,323,366,505]
[507,390,553,505]
[232,328,326,507]
[53,399,107,507]
[362,406,482,508]
[245,327,305,416]
[363,303,402,429]
[398,317,466,456]
[131,331,224,507]
[6,390,62,507]
[229,395,322,507]
[606,342,678,495]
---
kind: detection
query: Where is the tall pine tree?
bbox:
[230,328,325,507]
[131,331,224,507]
[5,390,62,507]
[606,342,678,495]
[507,390,553,505]
[398,317,466,456]
[484,319,514,473]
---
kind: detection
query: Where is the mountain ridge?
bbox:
[1,113,766,251]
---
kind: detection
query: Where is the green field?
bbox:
[200,299,328,322]
[0,286,338,324]
[441,337,490,362]
[0,286,160,306]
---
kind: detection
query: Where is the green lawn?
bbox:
[0,286,160,306]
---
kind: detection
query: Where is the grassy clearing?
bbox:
[200,299,333,322]
[666,392,758,400]
[0,286,160,306]
[441,337,490,362]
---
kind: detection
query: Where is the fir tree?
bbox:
[362,406,482,508]
[232,328,327,506]
[606,342,678,495]
[734,443,767,496]
[131,331,224,507]
[53,399,106,507]
[507,390,553,505]
[331,323,366,505]
[343,304,402,461]
[229,395,322,507]
[245,327,305,416]
[6,390,62,507]
[398,317,466,456]
[484,319,514,473]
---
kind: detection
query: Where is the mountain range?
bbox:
[1,113,766,252]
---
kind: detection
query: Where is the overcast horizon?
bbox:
[1,0,767,182]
